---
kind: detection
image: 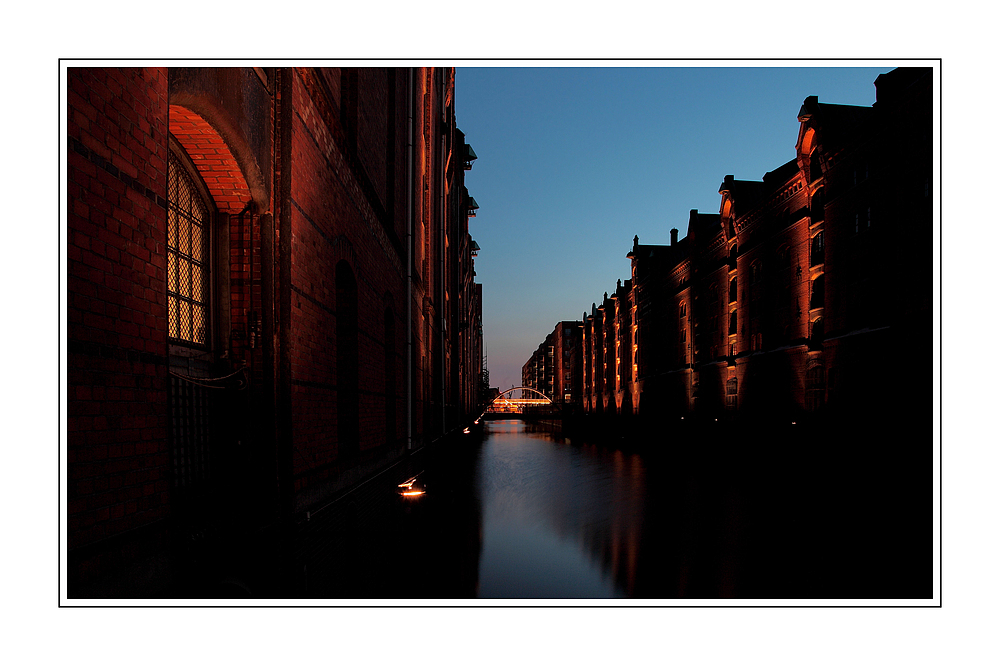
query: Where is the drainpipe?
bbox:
[406,68,414,451]
[441,71,449,434]
[277,68,295,515]
[439,70,452,436]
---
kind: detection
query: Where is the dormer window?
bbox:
[463,143,478,170]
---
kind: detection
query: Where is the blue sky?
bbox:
[455,65,894,391]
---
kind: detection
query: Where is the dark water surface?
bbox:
[474,420,643,598]
[289,416,931,600]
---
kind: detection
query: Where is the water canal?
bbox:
[287,415,931,601]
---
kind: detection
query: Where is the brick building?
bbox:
[552,320,583,405]
[522,321,583,405]
[574,68,933,426]
[522,331,553,399]
[66,66,484,596]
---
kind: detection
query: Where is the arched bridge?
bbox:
[485,387,553,413]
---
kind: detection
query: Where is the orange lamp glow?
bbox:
[398,475,426,498]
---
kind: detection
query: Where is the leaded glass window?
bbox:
[167,151,210,346]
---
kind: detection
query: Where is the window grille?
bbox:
[167,151,210,346]
[169,372,212,491]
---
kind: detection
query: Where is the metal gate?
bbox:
[169,372,213,494]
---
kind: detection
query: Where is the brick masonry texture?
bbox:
[66,67,485,596]
[540,68,933,428]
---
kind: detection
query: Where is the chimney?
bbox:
[670,228,678,245]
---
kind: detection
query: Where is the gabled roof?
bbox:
[687,210,722,245]
[762,158,800,188]
[719,174,769,217]
[797,96,874,154]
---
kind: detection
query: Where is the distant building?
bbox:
[521,321,582,406]
[552,321,583,405]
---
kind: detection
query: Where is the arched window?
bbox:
[810,317,824,346]
[729,276,738,303]
[166,145,219,502]
[806,364,825,411]
[811,188,825,224]
[726,376,738,410]
[336,261,359,459]
[810,275,825,310]
[167,150,212,346]
[777,245,791,272]
[810,232,824,267]
[729,310,738,336]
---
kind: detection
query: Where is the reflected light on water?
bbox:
[475,419,647,598]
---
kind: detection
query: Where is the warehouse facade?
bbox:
[559,68,933,427]
[66,66,485,596]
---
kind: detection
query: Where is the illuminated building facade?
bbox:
[66,67,484,595]
[552,320,583,405]
[575,68,933,425]
[521,320,582,406]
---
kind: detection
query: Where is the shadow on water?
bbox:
[183,413,930,601]
[289,432,486,599]
[620,416,933,600]
[471,415,930,600]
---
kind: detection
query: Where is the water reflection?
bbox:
[292,416,930,600]
[475,420,644,598]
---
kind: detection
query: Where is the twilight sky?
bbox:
[454,64,895,391]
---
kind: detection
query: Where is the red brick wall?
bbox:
[357,68,388,207]
[67,67,171,550]
[168,105,252,213]
[67,66,483,577]
[286,69,406,505]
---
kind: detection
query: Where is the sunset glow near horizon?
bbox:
[455,64,895,391]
